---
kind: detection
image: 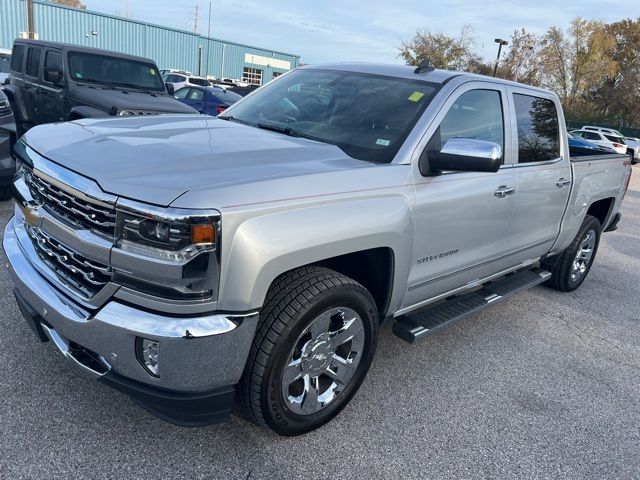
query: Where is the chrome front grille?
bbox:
[27,227,111,298]
[25,169,116,237]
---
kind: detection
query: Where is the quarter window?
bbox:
[426,89,504,163]
[513,94,560,163]
[26,46,42,77]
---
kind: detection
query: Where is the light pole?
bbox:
[205,1,211,79]
[493,38,508,77]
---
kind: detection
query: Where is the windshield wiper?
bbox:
[257,123,326,143]
[77,77,117,90]
[218,115,254,126]
[111,81,160,96]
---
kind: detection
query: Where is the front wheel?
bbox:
[237,266,379,435]
[543,214,601,292]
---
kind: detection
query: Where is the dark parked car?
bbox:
[4,39,197,137]
[174,85,242,115]
[229,84,261,97]
[0,89,16,199]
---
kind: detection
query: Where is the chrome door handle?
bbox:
[494,186,515,198]
[556,178,571,188]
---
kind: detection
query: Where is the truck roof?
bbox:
[305,62,555,95]
[12,39,157,65]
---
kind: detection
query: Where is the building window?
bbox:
[273,71,283,79]
[243,67,263,85]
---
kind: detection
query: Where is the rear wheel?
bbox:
[543,214,601,292]
[237,266,379,435]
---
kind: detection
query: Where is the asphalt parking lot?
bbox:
[0,166,638,480]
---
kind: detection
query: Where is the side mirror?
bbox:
[421,138,503,174]
[165,82,174,95]
[43,67,63,85]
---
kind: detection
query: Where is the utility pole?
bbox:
[194,2,199,33]
[205,1,211,79]
[493,38,508,77]
[26,0,35,39]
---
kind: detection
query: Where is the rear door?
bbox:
[23,44,43,122]
[403,81,518,310]
[504,88,572,266]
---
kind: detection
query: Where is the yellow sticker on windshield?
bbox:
[408,91,425,102]
[149,68,156,75]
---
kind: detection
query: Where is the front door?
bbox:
[403,82,517,310]
[39,49,65,124]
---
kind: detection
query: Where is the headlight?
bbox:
[116,205,218,262]
[113,200,221,301]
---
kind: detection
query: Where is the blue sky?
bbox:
[82,0,640,64]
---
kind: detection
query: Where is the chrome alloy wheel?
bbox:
[571,229,596,282]
[281,307,365,415]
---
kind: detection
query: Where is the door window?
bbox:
[11,45,25,72]
[26,46,42,77]
[43,51,62,83]
[513,94,560,163]
[174,87,190,99]
[426,89,504,164]
[187,89,204,101]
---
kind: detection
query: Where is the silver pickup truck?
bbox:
[3,63,633,435]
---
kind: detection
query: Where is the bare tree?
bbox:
[50,0,86,9]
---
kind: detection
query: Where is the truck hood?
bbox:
[23,115,369,206]
[71,85,197,114]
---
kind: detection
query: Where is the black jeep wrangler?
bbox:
[4,39,197,137]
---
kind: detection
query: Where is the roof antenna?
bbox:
[414,59,434,74]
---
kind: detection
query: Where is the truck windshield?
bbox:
[67,51,164,91]
[0,54,10,73]
[221,69,440,163]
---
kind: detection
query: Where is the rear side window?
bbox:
[11,44,25,72]
[26,46,42,77]
[604,134,625,144]
[173,87,189,99]
[582,132,600,140]
[187,89,204,101]
[513,94,560,163]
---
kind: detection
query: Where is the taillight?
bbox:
[215,105,227,114]
[613,143,623,148]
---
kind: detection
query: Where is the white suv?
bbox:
[571,129,628,156]
[162,72,211,92]
[581,125,639,163]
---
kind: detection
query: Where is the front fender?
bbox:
[3,85,29,122]
[218,197,414,312]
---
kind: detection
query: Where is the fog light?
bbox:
[136,338,159,377]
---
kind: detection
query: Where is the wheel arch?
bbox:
[586,197,615,228]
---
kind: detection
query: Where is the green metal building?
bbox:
[0,0,300,84]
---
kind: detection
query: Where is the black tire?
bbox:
[237,266,379,435]
[543,214,601,292]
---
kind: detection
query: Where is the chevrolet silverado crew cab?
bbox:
[4,63,632,435]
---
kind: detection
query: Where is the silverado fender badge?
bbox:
[417,249,460,264]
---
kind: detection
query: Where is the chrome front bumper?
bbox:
[4,215,259,394]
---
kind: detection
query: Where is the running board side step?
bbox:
[393,268,551,344]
